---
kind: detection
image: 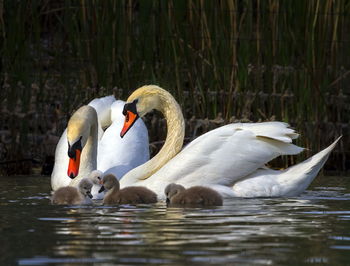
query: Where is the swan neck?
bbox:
[157,96,185,164]
[80,124,98,173]
[121,87,184,186]
[105,186,118,198]
[70,110,98,186]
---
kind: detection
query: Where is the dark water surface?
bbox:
[0,175,349,265]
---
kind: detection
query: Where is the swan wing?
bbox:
[150,122,303,189]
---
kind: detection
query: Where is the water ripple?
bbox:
[1,176,350,265]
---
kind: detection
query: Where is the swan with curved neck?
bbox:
[120,86,185,182]
[51,95,116,190]
[67,106,98,187]
[119,85,340,200]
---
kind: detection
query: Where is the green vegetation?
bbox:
[0,0,349,174]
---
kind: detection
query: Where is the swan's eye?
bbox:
[97,176,101,180]
[68,136,83,158]
[123,99,138,116]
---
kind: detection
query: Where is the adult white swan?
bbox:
[50,96,149,198]
[119,85,340,200]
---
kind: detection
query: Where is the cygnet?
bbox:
[99,174,157,205]
[51,178,93,205]
[87,170,104,198]
[164,183,223,207]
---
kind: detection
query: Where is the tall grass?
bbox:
[0,0,349,174]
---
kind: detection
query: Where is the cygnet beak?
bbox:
[86,191,93,199]
[98,186,105,193]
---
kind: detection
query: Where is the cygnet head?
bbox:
[78,178,93,199]
[164,183,185,203]
[98,174,119,193]
[88,170,104,185]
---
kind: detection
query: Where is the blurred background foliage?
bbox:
[0,0,349,175]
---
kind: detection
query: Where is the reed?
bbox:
[0,0,349,174]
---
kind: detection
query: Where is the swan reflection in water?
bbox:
[49,197,330,262]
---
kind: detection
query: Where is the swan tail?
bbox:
[279,136,341,196]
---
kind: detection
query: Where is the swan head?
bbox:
[78,178,93,199]
[164,183,185,204]
[88,170,103,185]
[67,105,97,179]
[98,174,119,193]
[120,85,164,137]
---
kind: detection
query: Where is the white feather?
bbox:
[121,122,336,200]
[51,96,150,199]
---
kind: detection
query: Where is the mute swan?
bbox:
[165,183,223,206]
[99,174,157,205]
[51,178,93,205]
[119,85,341,200]
[51,96,149,199]
[51,95,117,190]
[97,100,149,177]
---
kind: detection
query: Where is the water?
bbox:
[1,176,349,265]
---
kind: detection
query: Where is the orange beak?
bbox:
[120,110,138,138]
[67,149,81,179]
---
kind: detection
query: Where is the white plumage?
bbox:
[97,100,149,178]
[51,96,150,198]
[119,85,340,200]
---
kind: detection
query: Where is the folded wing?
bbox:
[151,122,303,188]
